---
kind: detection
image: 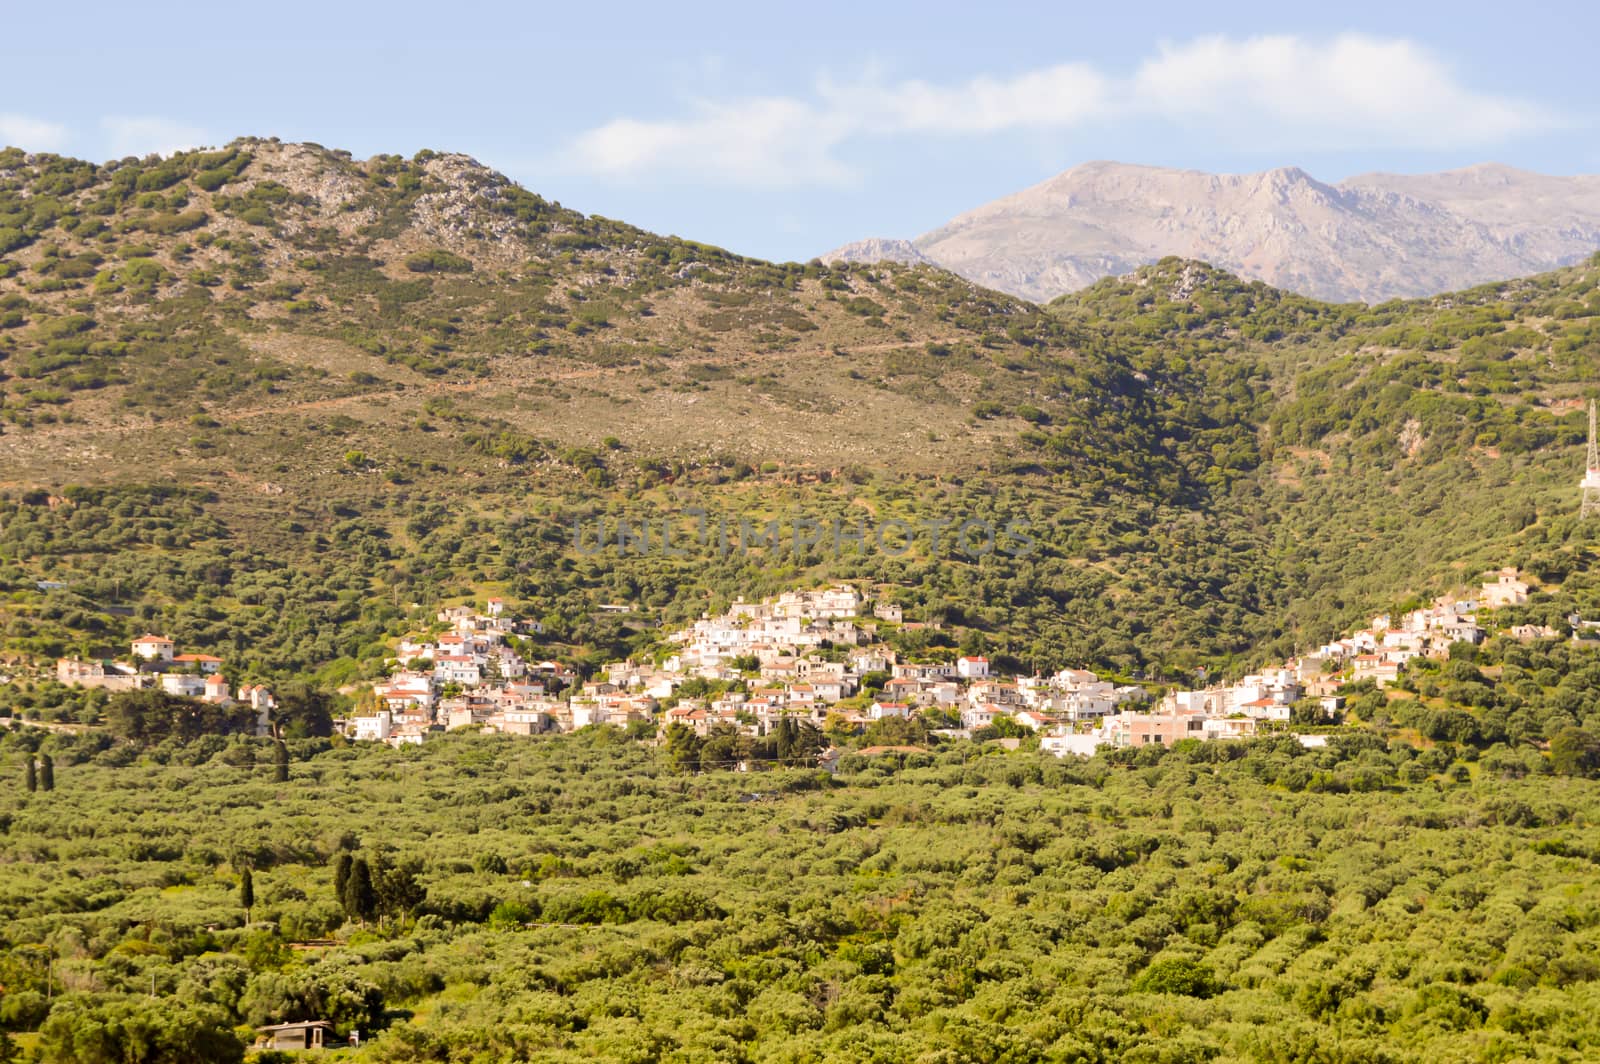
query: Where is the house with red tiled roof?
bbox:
[173,653,223,675]
[1240,697,1290,722]
[132,634,175,662]
[1013,710,1060,732]
[962,702,1006,729]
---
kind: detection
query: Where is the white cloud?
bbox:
[818,63,1109,135]
[572,97,856,187]
[0,113,69,152]
[101,116,210,159]
[563,34,1556,186]
[1130,34,1556,149]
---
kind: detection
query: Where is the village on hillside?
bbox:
[38,567,1557,761]
[284,568,1547,760]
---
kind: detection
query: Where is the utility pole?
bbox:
[1583,400,1600,519]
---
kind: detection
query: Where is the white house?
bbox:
[809,678,848,703]
[573,702,626,729]
[1062,687,1118,721]
[353,710,393,742]
[238,684,277,736]
[956,656,990,680]
[132,634,175,662]
[433,656,481,686]
[1203,717,1259,740]
[374,673,434,712]
[1054,668,1100,689]
[397,638,435,662]
[57,658,104,683]
[1480,568,1529,608]
[962,703,1004,729]
[161,673,207,698]
[173,653,223,675]
[1041,733,1104,758]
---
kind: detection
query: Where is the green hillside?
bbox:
[1,140,1598,692]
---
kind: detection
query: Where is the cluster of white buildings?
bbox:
[56,635,276,735]
[1292,578,1504,692]
[353,589,879,747]
[865,663,1149,733]
[1037,667,1302,757]
[345,566,1545,757]
[353,599,581,745]
[344,585,1301,756]
[350,585,1162,754]
[664,587,870,675]
[1011,568,1539,759]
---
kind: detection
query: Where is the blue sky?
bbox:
[3,0,1595,262]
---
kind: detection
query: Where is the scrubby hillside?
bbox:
[0,142,1597,690]
[1049,257,1600,644]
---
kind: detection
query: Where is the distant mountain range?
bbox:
[824,161,1600,303]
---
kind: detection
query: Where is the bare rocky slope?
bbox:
[824,161,1600,303]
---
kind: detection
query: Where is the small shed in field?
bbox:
[257,1020,336,1050]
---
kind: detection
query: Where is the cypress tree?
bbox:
[343,857,376,925]
[273,741,289,783]
[334,852,353,908]
[240,867,255,924]
[24,758,36,793]
[38,754,53,792]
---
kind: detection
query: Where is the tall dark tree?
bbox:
[24,757,36,793]
[274,682,336,739]
[371,854,427,927]
[333,852,353,907]
[38,753,53,792]
[272,741,290,783]
[699,722,747,771]
[793,721,828,764]
[342,856,376,925]
[663,722,703,773]
[775,716,799,764]
[239,868,254,924]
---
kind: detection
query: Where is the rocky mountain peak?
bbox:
[823,161,1600,304]
[821,237,932,267]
